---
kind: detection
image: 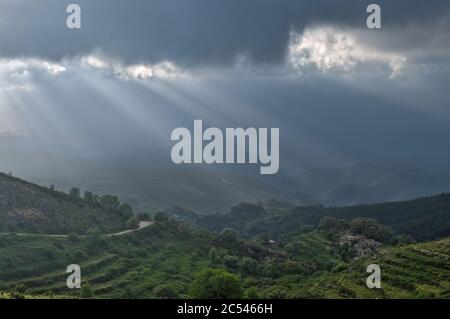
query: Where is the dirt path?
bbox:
[106,221,153,237]
[0,221,153,238]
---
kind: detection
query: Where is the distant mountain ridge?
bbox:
[289,162,450,206]
[23,161,450,214]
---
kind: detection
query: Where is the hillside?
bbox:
[172,193,450,241]
[0,218,448,299]
[0,172,131,234]
[0,173,448,299]
[0,219,277,298]
[295,236,450,298]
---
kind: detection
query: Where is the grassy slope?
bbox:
[1,219,448,299]
[297,237,450,298]
[0,221,214,298]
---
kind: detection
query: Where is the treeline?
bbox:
[66,187,133,220]
[317,216,415,245]
[173,193,450,242]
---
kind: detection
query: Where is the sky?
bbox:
[0,0,450,182]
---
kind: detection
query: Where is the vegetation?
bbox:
[0,173,449,299]
[189,268,243,299]
[349,218,393,243]
[80,283,95,298]
[0,172,133,234]
[0,214,448,299]
[175,194,450,241]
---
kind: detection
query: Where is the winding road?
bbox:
[0,221,153,238]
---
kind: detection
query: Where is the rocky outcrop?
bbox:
[340,233,382,259]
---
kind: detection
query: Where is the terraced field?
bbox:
[1,218,448,299]
[297,237,450,298]
[281,232,341,270]
[0,221,215,298]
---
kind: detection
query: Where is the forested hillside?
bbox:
[0,173,133,234]
[176,194,450,241]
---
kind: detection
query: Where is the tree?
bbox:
[263,286,288,299]
[84,191,93,205]
[119,203,133,219]
[127,217,139,229]
[137,212,151,221]
[223,255,239,269]
[220,228,240,244]
[69,187,81,198]
[80,283,95,298]
[318,216,339,233]
[393,234,416,245]
[350,218,393,243]
[86,227,104,248]
[100,195,120,211]
[244,287,261,299]
[238,257,258,275]
[92,194,101,206]
[208,247,220,263]
[153,283,180,299]
[153,212,169,223]
[261,258,283,278]
[189,268,243,299]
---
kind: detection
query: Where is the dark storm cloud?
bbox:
[0,0,449,66]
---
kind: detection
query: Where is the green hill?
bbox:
[1,216,448,299]
[0,172,132,234]
[183,193,450,241]
[0,220,261,298]
[0,173,448,299]
[295,236,450,298]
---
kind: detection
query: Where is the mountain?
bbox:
[288,162,450,206]
[3,135,450,213]
[172,193,450,241]
[0,172,131,234]
[21,159,296,214]
[22,160,450,214]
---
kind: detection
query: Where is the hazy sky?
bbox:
[0,0,450,179]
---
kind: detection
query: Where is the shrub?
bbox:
[223,255,239,269]
[127,217,139,229]
[137,212,151,221]
[238,257,258,275]
[263,286,288,299]
[189,268,243,299]
[350,218,393,243]
[67,233,80,242]
[153,284,180,299]
[10,284,27,299]
[153,212,169,223]
[80,283,95,298]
